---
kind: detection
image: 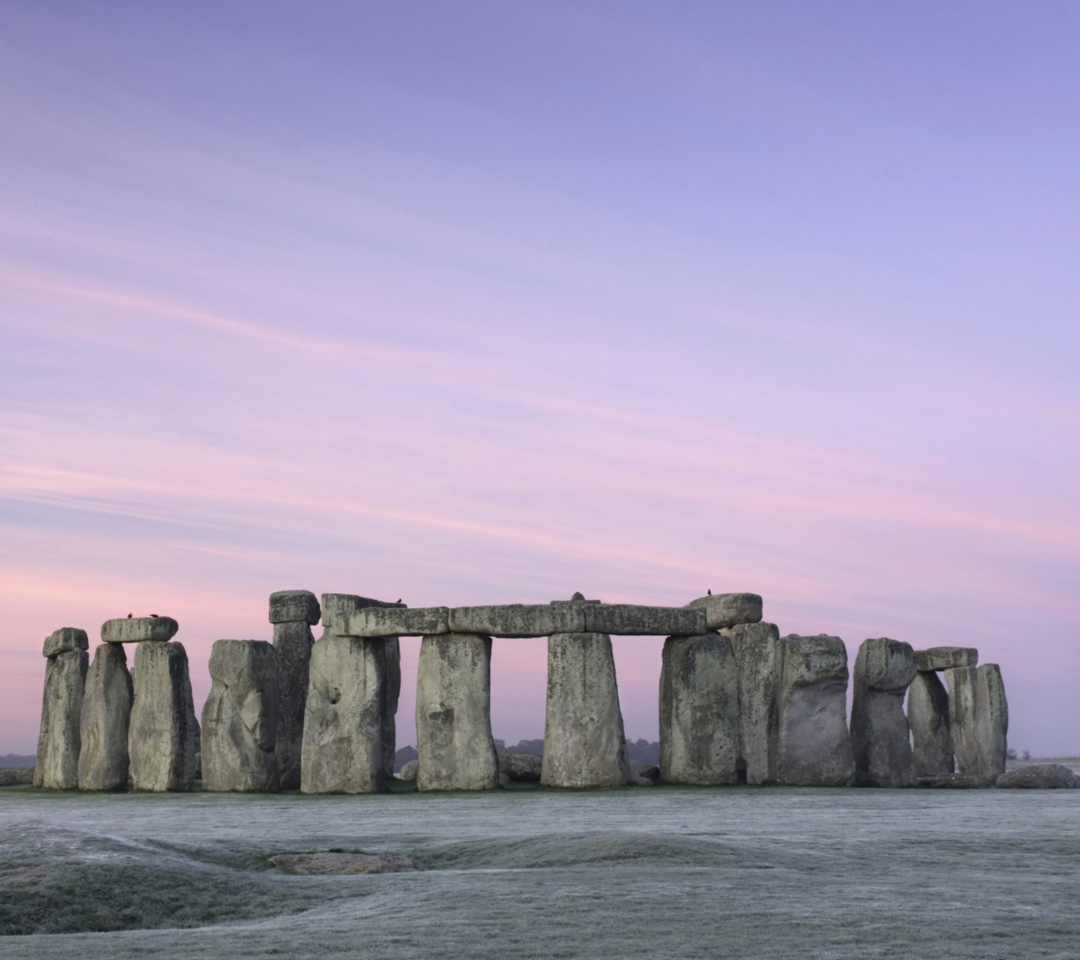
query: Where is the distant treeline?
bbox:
[0,755,35,768]
[393,739,660,772]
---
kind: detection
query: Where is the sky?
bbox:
[2,1,1078,756]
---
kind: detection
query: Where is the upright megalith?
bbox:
[270,590,320,790]
[78,643,133,791]
[944,666,980,778]
[301,634,387,793]
[723,621,781,784]
[851,638,917,787]
[775,635,853,786]
[542,632,630,788]
[35,628,89,789]
[976,664,1008,783]
[128,639,198,791]
[907,670,953,779]
[202,640,279,792]
[416,633,499,791]
[659,632,740,784]
[381,636,401,781]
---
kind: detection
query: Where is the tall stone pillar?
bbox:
[541,632,629,788]
[775,635,854,786]
[944,666,980,778]
[301,634,387,793]
[416,633,499,791]
[202,640,280,792]
[35,628,89,789]
[659,632,740,785]
[270,590,320,790]
[381,636,401,781]
[976,664,1008,782]
[78,642,133,791]
[851,638,917,787]
[907,671,953,778]
[724,621,781,784]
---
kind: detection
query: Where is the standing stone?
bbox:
[35,628,89,789]
[202,640,280,792]
[416,633,499,791]
[659,633,740,785]
[851,638,917,787]
[976,664,1008,783]
[128,641,198,791]
[78,643,133,791]
[723,621,781,784]
[381,637,401,781]
[542,632,630,788]
[775,635,854,786]
[270,590,320,790]
[907,671,953,779]
[301,634,387,793]
[944,666,980,778]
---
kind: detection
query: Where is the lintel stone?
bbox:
[334,606,449,638]
[269,590,320,625]
[583,604,705,636]
[914,647,978,672]
[320,593,405,628]
[448,604,585,637]
[687,593,763,629]
[101,617,179,644]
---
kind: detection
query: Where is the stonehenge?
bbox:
[29,590,1014,795]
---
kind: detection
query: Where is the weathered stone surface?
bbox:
[102,617,179,644]
[996,764,1077,789]
[659,633,740,785]
[723,621,781,784]
[34,650,88,789]
[944,666,980,778]
[269,590,320,625]
[976,664,1008,783]
[301,635,387,794]
[398,758,418,781]
[449,604,586,638]
[914,647,978,672]
[269,853,417,875]
[583,604,706,637]
[630,761,661,785]
[907,670,954,779]
[416,633,498,791]
[0,767,34,787]
[272,620,315,790]
[775,635,854,786]
[542,632,630,788]
[498,750,543,782]
[851,638,916,787]
[202,640,279,792]
[381,637,401,781]
[335,606,449,638]
[42,627,88,658]
[320,593,405,627]
[687,593,763,630]
[128,641,198,792]
[78,643,132,791]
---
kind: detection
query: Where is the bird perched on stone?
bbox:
[127,612,132,618]
[150,614,158,618]
[707,589,712,596]
[396,599,401,604]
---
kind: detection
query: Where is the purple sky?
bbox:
[2,2,1079,755]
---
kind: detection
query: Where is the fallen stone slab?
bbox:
[583,604,706,636]
[416,633,499,791]
[35,647,88,789]
[542,632,630,788]
[914,647,978,672]
[128,641,198,791]
[0,767,34,787]
[775,635,854,786]
[269,852,417,875]
[273,619,315,790]
[202,640,280,792]
[996,765,1077,789]
[908,671,954,779]
[78,642,133,791]
[976,664,1009,783]
[269,589,321,626]
[449,604,586,637]
[334,606,449,638]
[687,593,763,630]
[723,621,781,784]
[944,666,980,778]
[851,638,917,787]
[101,617,179,644]
[659,633,740,785]
[498,750,543,782]
[42,627,88,658]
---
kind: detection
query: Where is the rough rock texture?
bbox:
[128,641,198,792]
[301,635,387,794]
[0,767,34,786]
[851,638,917,787]
[542,632,630,788]
[416,633,499,791]
[584,605,705,637]
[272,620,315,790]
[101,617,179,644]
[336,606,449,638]
[976,664,1009,783]
[908,670,954,779]
[449,604,586,637]
[996,764,1077,789]
[914,647,978,672]
[688,594,763,630]
[659,633,740,785]
[381,637,401,782]
[498,750,543,782]
[268,589,320,625]
[944,666,980,778]
[78,643,133,791]
[775,635,854,786]
[201,640,280,792]
[320,593,405,628]
[269,853,417,875]
[34,649,88,789]
[723,621,781,784]
[398,758,418,781]
[42,627,88,658]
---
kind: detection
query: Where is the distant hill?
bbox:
[0,755,35,768]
